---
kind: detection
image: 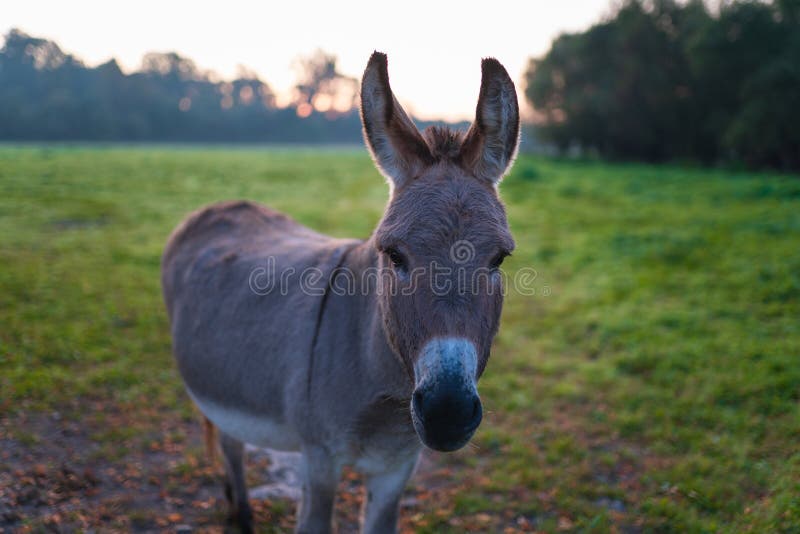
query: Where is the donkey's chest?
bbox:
[344,397,420,474]
[350,431,420,475]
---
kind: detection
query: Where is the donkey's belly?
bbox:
[188,388,302,451]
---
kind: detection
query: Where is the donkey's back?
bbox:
[161,200,356,450]
[162,199,333,307]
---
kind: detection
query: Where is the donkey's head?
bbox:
[361,52,519,452]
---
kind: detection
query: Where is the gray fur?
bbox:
[161,52,520,533]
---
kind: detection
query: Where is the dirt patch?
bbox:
[0,408,479,533]
[1,409,227,532]
[0,400,656,532]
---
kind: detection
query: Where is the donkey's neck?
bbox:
[334,237,413,400]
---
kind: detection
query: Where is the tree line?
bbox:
[525,0,800,171]
[0,31,467,145]
[0,30,365,143]
[4,5,799,172]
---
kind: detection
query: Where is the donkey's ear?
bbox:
[360,52,433,189]
[460,58,520,184]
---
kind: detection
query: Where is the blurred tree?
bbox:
[0,29,365,143]
[292,49,357,114]
[689,0,800,169]
[525,0,800,170]
[141,52,202,80]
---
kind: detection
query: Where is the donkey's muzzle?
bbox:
[411,385,482,452]
[410,338,482,452]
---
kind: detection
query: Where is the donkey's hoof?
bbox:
[236,518,253,534]
[225,503,253,534]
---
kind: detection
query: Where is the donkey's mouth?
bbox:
[410,395,483,452]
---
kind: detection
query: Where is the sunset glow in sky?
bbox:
[3,0,612,121]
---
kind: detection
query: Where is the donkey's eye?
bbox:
[385,248,407,270]
[490,252,509,270]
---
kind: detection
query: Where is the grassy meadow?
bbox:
[0,145,798,532]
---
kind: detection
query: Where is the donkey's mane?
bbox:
[422,125,466,161]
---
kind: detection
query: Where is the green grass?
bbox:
[1,145,798,531]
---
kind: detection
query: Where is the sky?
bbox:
[2,0,613,121]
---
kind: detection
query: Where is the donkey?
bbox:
[161,52,519,533]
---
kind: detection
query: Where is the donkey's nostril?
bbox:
[412,389,425,416]
[468,395,483,429]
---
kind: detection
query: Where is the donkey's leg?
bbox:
[361,457,417,534]
[296,446,339,534]
[219,432,253,533]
